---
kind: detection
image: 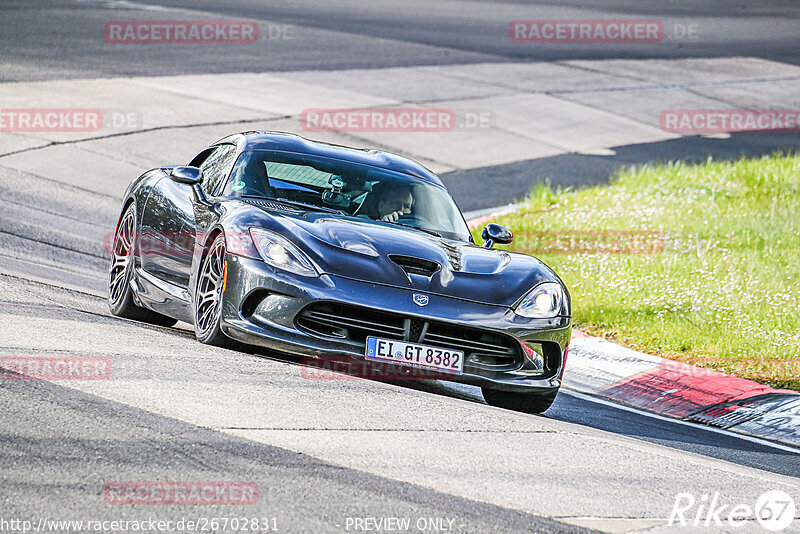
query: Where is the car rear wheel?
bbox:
[194,233,235,347]
[108,205,178,327]
[481,388,558,414]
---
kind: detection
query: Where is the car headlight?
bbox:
[515,282,564,318]
[249,228,318,277]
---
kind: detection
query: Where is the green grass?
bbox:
[474,153,800,391]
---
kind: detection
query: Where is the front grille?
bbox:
[296,303,406,341]
[408,318,425,343]
[296,302,521,369]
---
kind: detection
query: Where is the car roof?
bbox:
[215,131,443,186]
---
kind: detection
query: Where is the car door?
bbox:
[139,144,237,290]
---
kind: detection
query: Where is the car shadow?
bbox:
[247,348,800,475]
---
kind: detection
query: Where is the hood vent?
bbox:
[389,255,441,277]
[243,199,301,213]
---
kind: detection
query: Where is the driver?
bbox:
[359,182,414,222]
[377,186,413,222]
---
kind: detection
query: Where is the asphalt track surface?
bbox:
[1,1,799,533]
[4,0,800,209]
[3,0,800,81]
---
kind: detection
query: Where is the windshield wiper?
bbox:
[276,198,345,214]
[240,196,344,214]
[394,222,442,237]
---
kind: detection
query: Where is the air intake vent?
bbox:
[243,199,301,213]
[389,255,440,277]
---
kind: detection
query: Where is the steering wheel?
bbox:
[396,212,435,229]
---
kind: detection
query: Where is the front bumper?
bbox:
[220,254,571,393]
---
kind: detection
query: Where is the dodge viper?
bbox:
[108,132,572,413]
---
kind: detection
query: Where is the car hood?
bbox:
[238,208,561,307]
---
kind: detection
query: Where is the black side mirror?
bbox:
[169,166,203,185]
[482,223,513,249]
[169,166,215,209]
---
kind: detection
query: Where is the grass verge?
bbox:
[473,153,800,391]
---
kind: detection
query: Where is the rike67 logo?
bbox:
[669,491,796,531]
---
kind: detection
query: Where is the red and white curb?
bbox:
[564,333,799,448]
[468,211,800,449]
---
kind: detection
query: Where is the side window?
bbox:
[199,144,237,196]
[188,147,215,168]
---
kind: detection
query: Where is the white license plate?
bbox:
[365,336,464,375]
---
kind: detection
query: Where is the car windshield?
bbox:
[221,149,471,241]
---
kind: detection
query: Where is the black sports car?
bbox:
[108,132,571,413]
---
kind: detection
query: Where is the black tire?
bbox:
[193,233,235,347]
[481,387,558,414]
[108,204,178,327]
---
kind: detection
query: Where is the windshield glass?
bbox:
[221,149,470,241]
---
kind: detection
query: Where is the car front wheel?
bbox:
[481,387,558,414]
[194,233,235,347]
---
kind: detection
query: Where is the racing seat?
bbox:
[354,188,380,219]
[233,158,276,198]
